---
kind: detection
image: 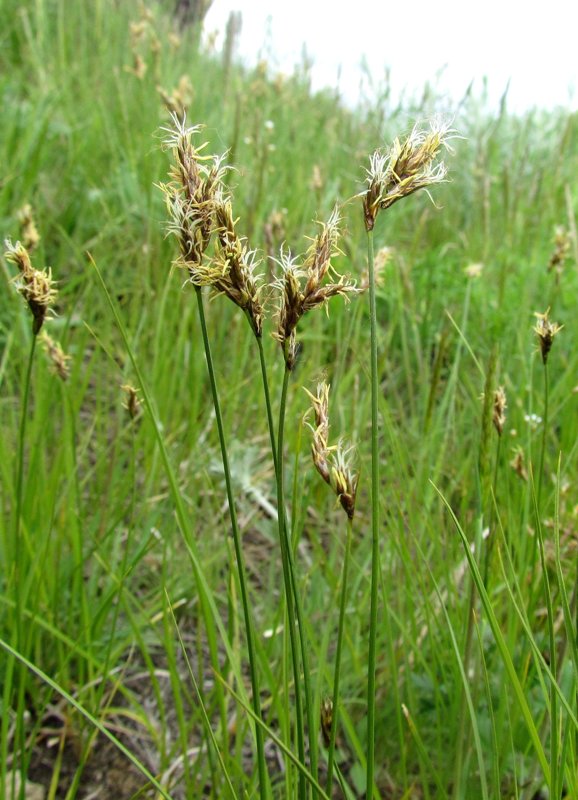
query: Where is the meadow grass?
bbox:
[2,1,578,798]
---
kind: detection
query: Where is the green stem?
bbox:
[325,517,353,795]
[538,360,549,508]
[259,338,318,794]
[533,494,558,797]
[14,333,37,632]
[195,287,268,800]
[257,336,278,469]
[366,228,379,799]
[12,332,37,793]
[276,365,307,800]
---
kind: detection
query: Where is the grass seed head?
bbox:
[121,384,141,420]
[4,239,57,334]
[533,308,563,364]
[361,120,455,231]
[273,209,359,369]
[492,386,507,437]
[320,696,333,748]
[305,382,358,519]
[40,332,71,380]
[510,447,528,482]
[17,204,41,252]
[160,114,228,276]
[212,195,265,337]
[548,225,571,275]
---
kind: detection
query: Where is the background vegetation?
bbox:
[1,0,578,797]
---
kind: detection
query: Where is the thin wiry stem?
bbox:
[276,366,307,800]
[195,287,269,799]
[538,361,549,507]
[259,336,318,795]
[366,229,380,800]
[13,332,37,790]
[14,334,37,637]
[325,516,353,795]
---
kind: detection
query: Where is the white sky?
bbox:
[204,0,577,113]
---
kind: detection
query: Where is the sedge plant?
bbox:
[358,121,455,797]
[159,114,270,798]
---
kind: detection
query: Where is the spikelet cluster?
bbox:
[533,308,563,365]
[274,209,359,369]
[17,204,41,252]
[40,332,71,381]
[548,225,571,276]
[4,239,57,334]
[361,120,454,231]
[160,114,224,269]
[212,196,265,336]
[305,382,358,519]
[121,384,141,420]
[160,113,265,336]
[492,387,507,437]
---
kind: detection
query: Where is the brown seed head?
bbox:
[361,120,455,231]
[533,308,563,364]
[160,114,228,275]
[158,74,194,118]
[121,384,141,420]
[305,382,358,519]
[320,696,333,748]
[17,204,41,252]
[548,225,570,275]
[331,444,359,520]
[492,386,507,437]
[273,209,359,369]
[40,332,71,381]
[510,447,528,482]
[211,195,265,336]
[4,239,57,334]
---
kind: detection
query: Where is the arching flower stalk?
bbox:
[359,118,455,798]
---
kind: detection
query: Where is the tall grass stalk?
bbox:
[532,477,559,797]
[537,360,549,507]
[13,334,36,637]
[194,285,269,798]
[276,365,308,800]
[252,309,317,796]
[365,227,380,799]
[325,517,353,795]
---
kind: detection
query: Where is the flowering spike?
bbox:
[533,308,563,364]
[361,120,456,230]
[4,239,57,334]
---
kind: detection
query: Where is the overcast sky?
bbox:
[204,0,577,113]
